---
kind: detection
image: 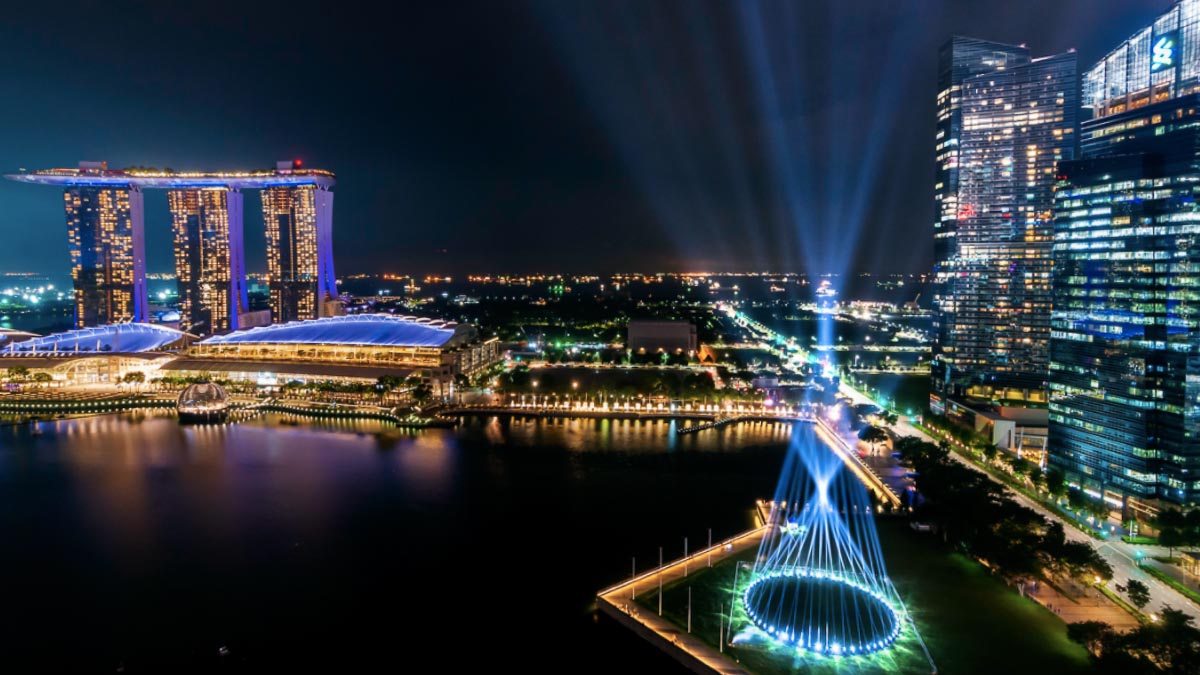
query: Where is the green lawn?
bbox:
[639,519,1092,674]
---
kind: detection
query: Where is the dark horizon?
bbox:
[0,0,1172,277]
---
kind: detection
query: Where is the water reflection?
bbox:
[459,414,794,453]
[0,410,796,670]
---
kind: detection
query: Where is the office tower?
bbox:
[933,37,1076,401]
[262,184,336,323]
[64,182,147,328]
[951,52,1077,392]
[167,188,247,334]
[1049,0,1200,508]
[933,37,1032,393]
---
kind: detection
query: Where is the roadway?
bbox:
[838,382,1200,624]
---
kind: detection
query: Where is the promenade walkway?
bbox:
[596,506,769,674]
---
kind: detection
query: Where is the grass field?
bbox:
[639,519,1092,674]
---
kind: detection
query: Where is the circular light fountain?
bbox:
[743,569,902,655]
[742,425,909,657]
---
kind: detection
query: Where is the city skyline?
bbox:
[6,2,1200,672]
[0,0,1172,277]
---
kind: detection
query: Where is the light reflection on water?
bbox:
[0,410,795,670]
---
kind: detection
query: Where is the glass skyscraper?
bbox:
[1050,0,1200,507]
[262,185,336,323]
[934,38,1030,381]
[64,184,147,328]
[933,38,1076,399]
[167,188,247,335]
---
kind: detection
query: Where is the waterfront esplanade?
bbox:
[5,161,337,332]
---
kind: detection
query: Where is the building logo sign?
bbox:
[1151,30,1178,73]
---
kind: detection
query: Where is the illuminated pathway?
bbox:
[838,381,1200,625]
[596,504,769,674]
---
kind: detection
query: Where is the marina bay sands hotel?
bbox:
[5,161,337,333]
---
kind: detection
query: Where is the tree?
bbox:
[1067,621,1114,656]
[894,436,947,469]
[1160,527,1186,560]
[122,371,145,385]
[1028,466,1046,493]
[1045,467,1067,499]
[1042,521,1067,557]
[858,426,889,455]
[452,373,471,403]
[5,366,29,381]
[32,372,52,387]
[376,375,403,392]
[1058,541,1113,582]
[1126,579,1151,611]
[1068,488,1091,512]
[1070,608,1200,673]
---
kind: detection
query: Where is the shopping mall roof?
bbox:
[195,314,471,349]
[0,328,38,345]
[1,323,192,355]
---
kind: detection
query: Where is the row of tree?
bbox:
[538,347,694,367]
[4,366,52,385]
[921,412,1114,522]
[896,436,1112,584]
[1149,508,1200,558]
[1069,608,1200,674]
[495,364,721,399]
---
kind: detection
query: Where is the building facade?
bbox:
[626,319,698,355]
[0,323,191,385]
[262,184,337,323]
[168,314,502,385]
[950,52,1077,393]
[167,188,248,334]
[934,39,1076,401]
[933,37,1030,391]
[1082,0,1200,122]
[1049,152,1200,506]
[1049,0,1200,507]
[64,182,148,328]
[7,160,334,329]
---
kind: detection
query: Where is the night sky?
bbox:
[0,0,1173,278]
